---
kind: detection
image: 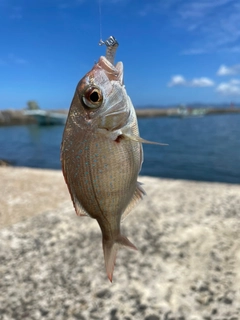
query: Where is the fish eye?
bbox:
[82,86,103,109]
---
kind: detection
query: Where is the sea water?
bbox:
[0,114,240,184]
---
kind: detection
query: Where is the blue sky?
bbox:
[1,0,240,109]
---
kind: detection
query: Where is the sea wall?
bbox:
[0,110,36,126]
[1,108,240,126]
[1,167,240,319]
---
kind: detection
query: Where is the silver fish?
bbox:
[61,40,159,281]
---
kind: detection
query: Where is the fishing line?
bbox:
[98,0,103,42]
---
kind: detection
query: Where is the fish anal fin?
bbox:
[103,235,137,282]
[72,196,89,217]
[121,181,146,221]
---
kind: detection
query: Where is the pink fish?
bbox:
[61,38,160,281]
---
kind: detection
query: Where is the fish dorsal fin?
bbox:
[121,181,146,221]
[73,195,89,217]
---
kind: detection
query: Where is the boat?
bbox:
[177,105,208,118]
[24,109,67,125]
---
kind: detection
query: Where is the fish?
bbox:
[61,39,161,281]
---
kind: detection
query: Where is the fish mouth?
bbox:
[98,56,118,73]
[97,56,123,83]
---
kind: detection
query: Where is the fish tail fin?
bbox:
[102,235,137,282]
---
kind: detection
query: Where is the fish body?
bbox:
[61,56,146,281]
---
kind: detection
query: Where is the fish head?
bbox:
[69,56,130,131]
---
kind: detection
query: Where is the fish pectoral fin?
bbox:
[97,128,166,145]
[73,195,90,217]
[121,181,146,221]
[122,132,168,146]
[97,128,123,141]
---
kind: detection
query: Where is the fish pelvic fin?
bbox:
[122,133,168,146]
[102,235,137,282]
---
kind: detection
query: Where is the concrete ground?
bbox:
[1,167,240,319]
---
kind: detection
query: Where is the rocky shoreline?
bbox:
[0,167,240,319]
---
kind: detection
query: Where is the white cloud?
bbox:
[157,0,240,54]
[168,75,187,87]
[181,48,207,55]
[179,0,233,19]
[168,75,214,87]
[106,0,128,3]
[0,54,27,66]
[217,64,240,76]
[191,77,214,87]
[57,0,85,9]
[8,54,27,64]
[58,0,125,8]
[230,79,240,84]
[216,79,240,95]
[227,46,240,53]
[10,6,22,19]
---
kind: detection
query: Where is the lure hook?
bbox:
[99,36,119,65]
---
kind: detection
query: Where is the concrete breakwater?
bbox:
[136,107,240,118]
[0,109,36,126]
[1,107,240,126]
